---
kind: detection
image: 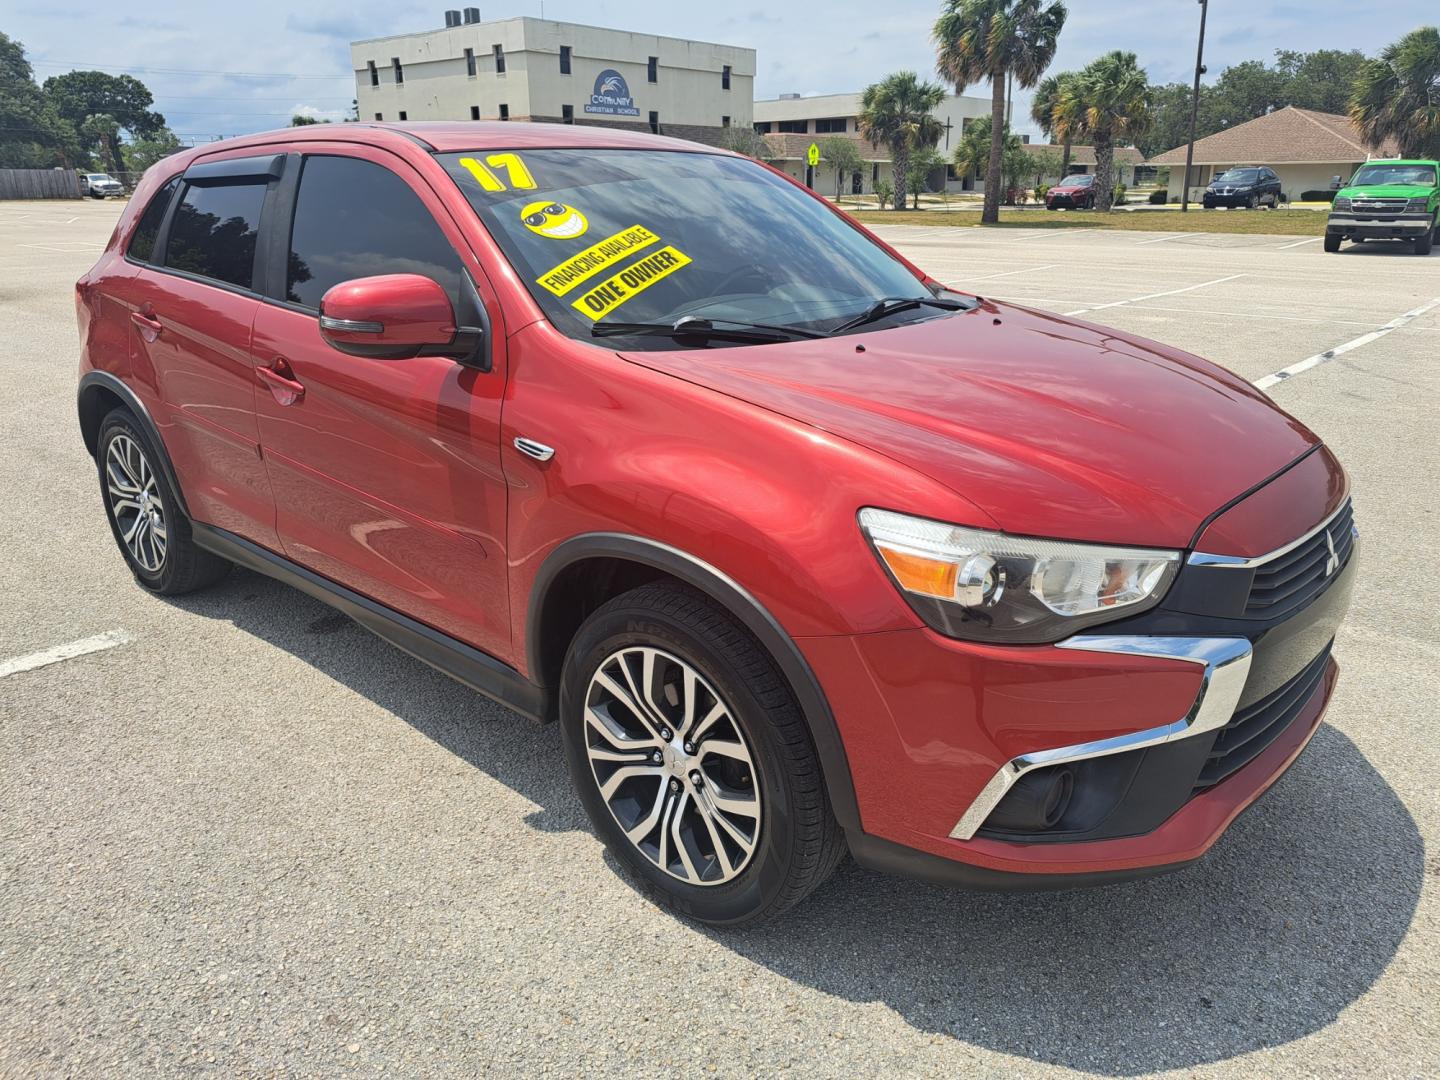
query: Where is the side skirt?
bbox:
[191,523,548,721]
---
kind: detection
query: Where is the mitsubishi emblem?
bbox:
[1323,529,1338,578]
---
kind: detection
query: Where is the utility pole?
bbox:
[1181,0,1208,212]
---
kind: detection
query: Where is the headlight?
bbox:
[859,508,1180,643]
[1409,197,1432,213]
[1332,196,1351,212]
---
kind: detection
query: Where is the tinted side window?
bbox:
[127,177,180,263]
[286,155,462,310]
[163,181,266,289]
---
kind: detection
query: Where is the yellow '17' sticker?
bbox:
[572,246,692,321]
[536,225,660,296]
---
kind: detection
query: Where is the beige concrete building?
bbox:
[352,13,754,146]
[1148,107,1400,202]
[755,91,1001,195]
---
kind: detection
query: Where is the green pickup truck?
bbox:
[1324,160,1439,255]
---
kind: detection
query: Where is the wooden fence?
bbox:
[0,170,82,200]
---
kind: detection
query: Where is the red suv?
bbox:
[76,123,1356,925]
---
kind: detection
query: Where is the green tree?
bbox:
[0,32,79,168]
[1350,27,1440,159]
[857,71,946,210]
[291,114,323,126]
[1053,50,1150,211]
[43,69,165,173]
[122,129,184,172]
[80,112,121,171]
[1030,69,1080,173]
[717,126,774,160]
[1274,48,1367,114]
[820,136,863,199]
[1023,146,1062,188]
[934,0,1067,224]
[951,117,1031,203]
[906,146,945,208]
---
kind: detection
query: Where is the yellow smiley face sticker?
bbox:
[520,201,589,240]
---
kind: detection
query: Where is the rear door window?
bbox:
[163,180,267,289]
[127,177,180,264]
[285,155,463,310]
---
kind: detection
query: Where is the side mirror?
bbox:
[318,274,460,360]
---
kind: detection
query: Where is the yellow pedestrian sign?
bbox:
[806,143,820,167]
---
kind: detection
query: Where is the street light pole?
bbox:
[1181,0,1208,213]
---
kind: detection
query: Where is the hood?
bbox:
[1339,183,1431,199]
[619,302,1319,549]
[1050,183,1090,194]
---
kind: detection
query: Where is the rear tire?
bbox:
[96,409,230,595]
[559,582,845,926]
[1323,234,1342,253]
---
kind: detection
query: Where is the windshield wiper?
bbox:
[830,295,968,334]
[591,315,828,343]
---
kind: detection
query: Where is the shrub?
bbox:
[1300,189,1338,202]
[1148,189,1168,204]
[1035,184,1051,202]
[1112,183,1128,206]
[874,179,895,209]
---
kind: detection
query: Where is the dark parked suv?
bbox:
[76,123,1356,924]
[1203,166,1283,209]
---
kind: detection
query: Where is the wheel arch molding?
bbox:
[527,532,861,831]
[77,370,190,519]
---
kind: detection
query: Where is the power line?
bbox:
[30,59,352,80]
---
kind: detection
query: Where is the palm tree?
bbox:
[1349,27,1440,160]
[935,0,1067,224]
[1052,51,1150,212]
[857,72,947,210]
[1030,70,1080,175]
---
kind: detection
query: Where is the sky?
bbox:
[6,2,1419,144]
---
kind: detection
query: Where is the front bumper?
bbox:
[804,500,1356,887]
[1327,212,1432,239]
[1202,192,1257,207]
[1046,194,1087,208]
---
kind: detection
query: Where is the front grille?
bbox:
[1196,642,1332,790]
[1244,501,1355,619]
[1351,198,1408,214]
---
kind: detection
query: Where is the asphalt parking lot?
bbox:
[2,200,1437,1078]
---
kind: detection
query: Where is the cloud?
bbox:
[291,103,348,123]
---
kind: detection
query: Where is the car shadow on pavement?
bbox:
[167,569,1425,1078]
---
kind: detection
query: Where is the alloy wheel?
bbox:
[105,433,167,572]
[583,646,762,886]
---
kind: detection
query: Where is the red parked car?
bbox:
[76,123,1356,924]
[1046,173,1097,209]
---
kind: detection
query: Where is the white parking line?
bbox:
[1275,236,1322,250]
[1134,233,1189,244]
[1254,297,1440,389]
[0,630,135,679]
[951,264,1059,284]
[1063,274,1245,317]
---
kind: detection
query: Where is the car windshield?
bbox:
[88,174,111,181]
[1215,169,1260,183]
[1060,175,1093,186]
[439,148,943,347]
[1350,164,1436,187]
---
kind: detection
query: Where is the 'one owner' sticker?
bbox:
[571,246,692,321]
[536,225,660,296]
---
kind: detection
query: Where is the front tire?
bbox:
[1416,217,1435,255]
[96,409,230,595]
[559,582,845,925]
[1323,234,1342,253]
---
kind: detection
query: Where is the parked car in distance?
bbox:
[1202,166,1283,209]
[75,123,1357,925]
[1044,173,1096,209]
[81,173,125,199]
[1324,159,1439,255]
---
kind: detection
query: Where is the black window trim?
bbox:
[122,175,183,268]
[131,152,291,300]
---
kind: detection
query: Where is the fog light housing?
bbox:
[985,767,1075,832]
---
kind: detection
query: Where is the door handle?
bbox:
[257,361,305,406]
[130,310,163,342]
